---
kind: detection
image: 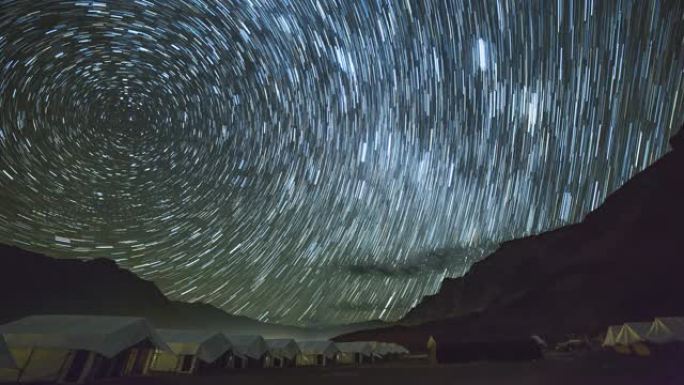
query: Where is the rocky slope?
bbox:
[336,126,684,351]
[0,244,380,338]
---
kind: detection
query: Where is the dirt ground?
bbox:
[99,352,684,385]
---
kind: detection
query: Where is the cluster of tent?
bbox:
[0,315,409,383]
[602,317,684,356]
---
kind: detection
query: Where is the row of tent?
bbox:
[602,316,684,354]
[0,315,409,384]
[150,332,407,370]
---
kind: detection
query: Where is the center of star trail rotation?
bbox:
[0,0,683,326]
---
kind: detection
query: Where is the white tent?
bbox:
[382,342,409,355]
[389,343,410,355]
[0,315,170,384]
[602,325,623,347]
[374,342,392,356]
[614,322,652,346]
[369,342,410,359]
[296,341,339,366]
[149,330,232,373]
[225,335,269,368]
[266,339,300,367]
[336,342,374,365]
[647,317,684,344]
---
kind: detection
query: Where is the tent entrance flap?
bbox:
[62,350,90,383]
[180,355,195,373]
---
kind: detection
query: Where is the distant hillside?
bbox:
[0,244,375,339]
[336,125,684,352]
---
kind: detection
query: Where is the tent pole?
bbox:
[76,352,96,384]
[123,349,138,375]
[141,349,153,375]
[16,346,36,382]
[57,350,76,383]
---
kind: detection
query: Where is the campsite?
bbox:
[1,314,684,384]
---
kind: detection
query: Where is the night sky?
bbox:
[0,0,683,326]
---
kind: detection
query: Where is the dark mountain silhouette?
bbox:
[336,125,684,352]
[0,244,381,339]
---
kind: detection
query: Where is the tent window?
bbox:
[63,350,90,383]
[180,355,194,372]
[316,355,324,365]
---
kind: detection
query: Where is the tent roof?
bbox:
[225,335,268,359]
[336,342,373,355]
[297,341,339,358]
[624,322,652,335]
[648,317,684,343]
[266,339,300,359]
[653,317,684,333]
[0,315,170,358]
[157,329,232,363]
[0,336,16,370]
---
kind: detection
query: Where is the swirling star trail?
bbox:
[0,0,683,325]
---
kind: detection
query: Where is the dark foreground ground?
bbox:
[98,352,684,385]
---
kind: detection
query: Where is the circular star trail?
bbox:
[0,0,683,326]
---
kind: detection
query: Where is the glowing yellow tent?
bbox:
[602,325,623,347]
[614,322,652,346]
[266,339,301,368]
[336,342,374,365]
[296,341,339,367]
[148,329,232,374]
[225,335,270,369]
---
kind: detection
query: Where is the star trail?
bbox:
[0,0,683,326]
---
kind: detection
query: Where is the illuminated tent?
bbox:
[225,335,269,369]
[296,341,339,366]
[647,317,684,344]
[148,330,232,374]
[0,315,169,384]
[602,325,623,347]
[336,342,374,365]
[614,322,652,346]
[266,339,300,368]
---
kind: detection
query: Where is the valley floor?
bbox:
[100,352,683,385]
